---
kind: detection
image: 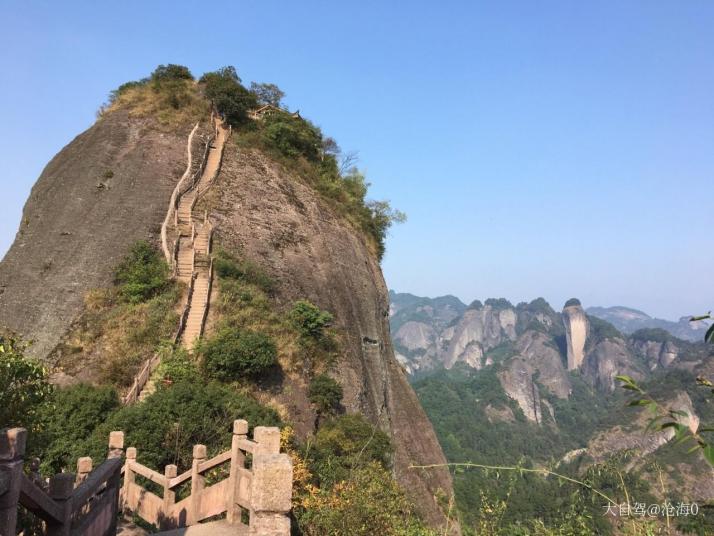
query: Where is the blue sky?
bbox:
[0,1,712,319]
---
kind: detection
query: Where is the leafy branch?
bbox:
[689,311,714,343]
[616,374,714,467]
[409,462,618,506]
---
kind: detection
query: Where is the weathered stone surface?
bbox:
[204,146,457,530]
[514,330,571,398]
[632,339,680,370]
[0,110,198,359]
[253,427,281,455]
[582,338,645,392]
[248,513,290,536]
[0,112,458,532]
[250,454,293,513]
[498,357,542,424]
[562,303,589,370]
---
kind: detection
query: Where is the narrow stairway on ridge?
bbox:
[138,117,228,401]
[177,116,227,350]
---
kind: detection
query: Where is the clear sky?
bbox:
[0,1,712,319]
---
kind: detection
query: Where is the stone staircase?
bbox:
[133,117,227,402]
[174,119,227,350]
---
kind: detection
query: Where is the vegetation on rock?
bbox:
[199,328,277,380]
[54,241,180,386]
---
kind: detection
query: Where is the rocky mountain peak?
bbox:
[562,299,589,370]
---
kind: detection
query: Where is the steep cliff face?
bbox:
[632,339,679,369]
[185,144,455,528]
[0,111,456,529]
[562,300,588,370]
[0,111,197,358]
[513,330,570,398]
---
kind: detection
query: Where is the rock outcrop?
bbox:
[514,330,570,398]
[0,112,456,530]
[562,299,588,370]
[187,145,456,529]
[632,339,679,370]
[498,357,543,424]
[0,111,198,358]
[582,338,645,392]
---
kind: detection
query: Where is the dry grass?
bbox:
[53,283,182,386]
[99,80,210,130]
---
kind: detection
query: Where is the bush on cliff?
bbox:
[34,384,120,473]
[261,112,322,161]
[200,328,278,381]
[290,300,333,342]
[115,241,170,304]
[309,374,343,415]
[84,381,280,471]
[309,414,392,488]
[297,462,436,536]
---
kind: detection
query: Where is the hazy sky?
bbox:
[1,1,712,319]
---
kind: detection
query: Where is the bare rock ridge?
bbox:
[391,292,703,397]
[0,113,456,529]
[201,146,455,528]
[0,111,194,358]
[562,298,588,370]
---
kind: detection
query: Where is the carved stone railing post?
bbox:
[249,452,292,536]
[189,445,206,524]
[226,420,248,524]
[163,464,177,526]
[0,427,27,536]
[108,431,124,459]
[75,457,92,486]
[253,427,280,455]
[123,447,137,511]
[46,473,74,536]
[249,426,291,535]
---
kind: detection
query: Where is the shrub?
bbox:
[310,414,392,488]
[199,66,257,126]
[115,241,170,303]
[155,347,198,386]
[290,300,333,341]
[0,336,53,432]
[200,329,277,381]
[587,315,623,342]
[297,462,434,536]
[34,384,120,473]
[150,64,193,83]
[309,374,343,415]
[84,381,280,471]
[261,112,322,161]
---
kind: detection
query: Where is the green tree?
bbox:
[150,64,193,82]
[199,66,257,125]
[261,112,323,161]
[84,381,280,471]
[309,374,343,415]
[365,200,407,260]
[297,462,435,536]
[249,82,285,107]
[0,336,53,432]
[310,414,392,488]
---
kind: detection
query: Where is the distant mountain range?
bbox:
[389,290,714,531]
[586,305,710,342]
